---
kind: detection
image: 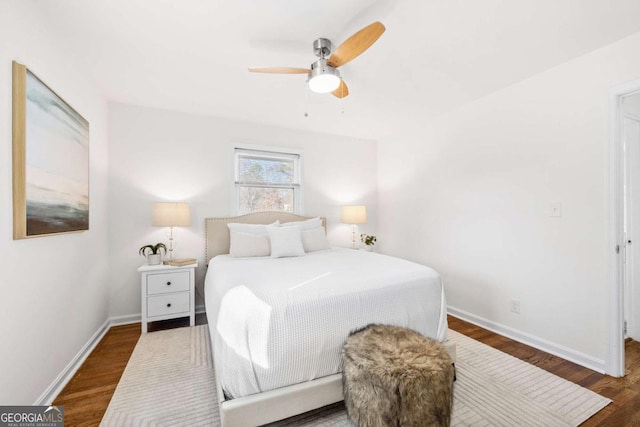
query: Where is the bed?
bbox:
[204,212,448,427]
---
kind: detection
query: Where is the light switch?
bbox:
[549,202,562,217]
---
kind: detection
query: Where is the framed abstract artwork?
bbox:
[12,61,90,239]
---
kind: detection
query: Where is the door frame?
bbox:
[607,79,640,377]
[624,112,640,341]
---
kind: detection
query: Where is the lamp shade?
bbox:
[341,205,367,224]
[152,202,191,227]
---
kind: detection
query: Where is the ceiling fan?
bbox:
[248,22,385,99]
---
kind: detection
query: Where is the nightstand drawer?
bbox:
[147,271,190,295]
[147,293,190,317]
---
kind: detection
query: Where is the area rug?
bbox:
[100,326,610,426]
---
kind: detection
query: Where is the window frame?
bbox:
[231,143,304,215]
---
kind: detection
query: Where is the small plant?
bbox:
[360,234,377,247]
[139,243,167,257]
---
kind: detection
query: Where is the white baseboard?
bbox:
[447,306,606,374]
[109,313,142,326]
[36,308,209,405]
[35,318,111,405]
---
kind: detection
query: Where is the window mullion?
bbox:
[236,182,299,188]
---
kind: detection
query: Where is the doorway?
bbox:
[623,93,640,343]
[608,82,640,378]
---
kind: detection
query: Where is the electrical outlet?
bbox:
[510,299,521,314]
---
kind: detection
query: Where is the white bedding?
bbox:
[204,248,447,400]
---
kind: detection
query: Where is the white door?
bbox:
[624,113,640,341]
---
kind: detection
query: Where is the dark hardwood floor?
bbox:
[54,314,639,426]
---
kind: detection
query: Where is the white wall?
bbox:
[107,103,377,317]
[0,3,110,403]
[378,32,640,368]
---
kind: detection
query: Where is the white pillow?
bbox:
[228,221,279,236]
[229,231,270,258]
[280,217,322,231]
[268,226,305,258]
[301,227,331,253]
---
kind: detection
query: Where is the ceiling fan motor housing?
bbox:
[310,59,339,76]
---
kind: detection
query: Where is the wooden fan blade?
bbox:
[332,80,349,98]
[248,67,310,74]
[327,22,385,68]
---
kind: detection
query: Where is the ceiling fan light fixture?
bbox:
[308,59,341,93]
[309,74,341,93]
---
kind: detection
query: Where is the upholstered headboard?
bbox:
[205,212,327,263]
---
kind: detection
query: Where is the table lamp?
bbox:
[341,205,367,249]
[152,202,191,261]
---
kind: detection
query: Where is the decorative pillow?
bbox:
[302,227,331,253]
[227,221,279,236]
[280,217,323,231]
[268,226,305,258]
[229,231,270,258]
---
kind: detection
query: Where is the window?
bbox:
[234,147,302,214]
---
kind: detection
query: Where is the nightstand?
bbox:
[138,262,197,333]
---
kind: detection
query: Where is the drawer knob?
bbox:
[166,281,172,286]
[167,303,172,308]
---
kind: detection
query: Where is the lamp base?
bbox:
[351,225,357,249]
[167,226,175,261]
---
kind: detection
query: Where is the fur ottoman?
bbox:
[342,324,454,427]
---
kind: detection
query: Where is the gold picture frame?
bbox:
[12,61,90,239]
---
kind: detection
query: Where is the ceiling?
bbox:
[34,0,640,140]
